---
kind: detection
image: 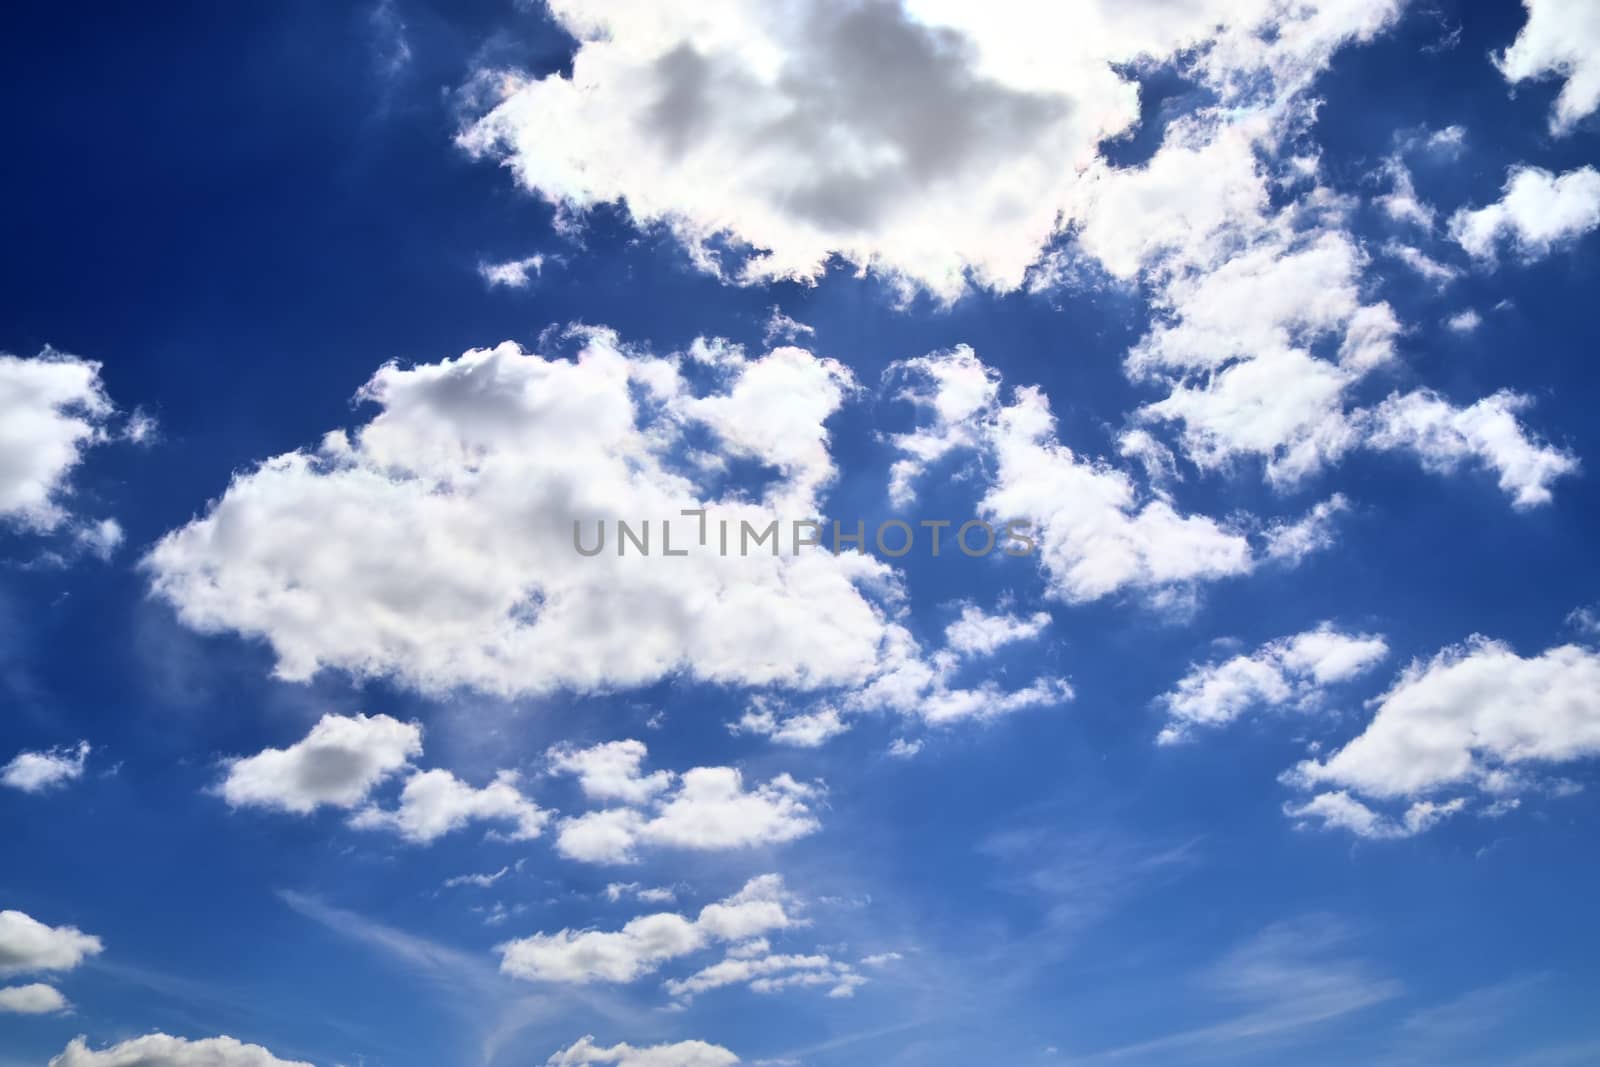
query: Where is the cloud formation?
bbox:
[1,741,91,793]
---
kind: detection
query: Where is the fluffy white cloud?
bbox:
[942,603,1049,657]
[1286,638,1600,809]
[0,348,118,532]
[0,910,102,976]
[218,713,421,814]
[1,741,90,793]
[48,1035,312,1067]
[500,874,799,984]
[547,1036,738,1067]
[548,740,673,806]
[889,346,1257,605]
[351,769,549,844]
[145,331,904,700]
[1367,390,1577,510]
[730,702,850,748]
[1444,309,1482,335]
[458,0,1402,302]
[1496,0,1600,133]
[1158,624,1389,744]
[0,982,68,1014]
[552,743,821,865]
[1449,166,1600,262]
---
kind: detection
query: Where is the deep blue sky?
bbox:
[2,2,1598,1066]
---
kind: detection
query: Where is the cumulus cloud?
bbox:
[47,1034,312,1067]
[729,701,850,748]
[1495,0,1600,133]
[1,741,90,793]
[548,739,673,806]
[0,348,119,534]
[458,0,1403,302]
[218,713,421,814]
[551,742,820,864]
[1449,166,1600,262]
[889,346,1255,605]
[1157,624,1389,744]
[1367,390,1577,510]
[0,982,68,1014]
[499,874,799,985]
[1285,638,1600,827]
[546,1036,738,1067]
[0,910,103,976]
[351,768,550,844]
[145,331,906,700]
[942,603,1050,657]
[220,713,549,845]
[1283,790,1465,840]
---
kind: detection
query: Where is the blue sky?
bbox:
[3,1,1600,1065]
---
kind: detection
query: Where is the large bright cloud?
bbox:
[1286,637,1600,821]
[145,332,901,699]
[0,348,122,534]
[47,1034,312,1067]
[218,713,421,814]
[1496,0,1600,134]
[458,0,1401,301]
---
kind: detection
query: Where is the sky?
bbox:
[2,1,1600,1065]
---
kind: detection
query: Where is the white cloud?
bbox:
[942,603,1050,657]
[218,713,421,814]
[662,949,863,1001]
[1262,494,1349,565]
[1382,242,1462,287]
[1,741,90,793]
[1286,638,1600,813]
[886,738,923,759]
[1367,390,1577,510]
[1376,157,1435,229]
[458,0,1402,302]
[47,1035,312,1067]
[0,348,118,532]
[730,702,850,748]
[550,741,821,865]
[549,740,673,805]
[1444,309,1482,334]
[479,254,545,288]
[0,982,67,1014]
[1449,166,1600,262]
[546,1036,738,1067]
[1158,624,1389,744]
[1495,0,1600,133]
[0,910,103,976]
[499,874,799,985]
[1284,790,1465,840]
[352,769,550,844]
[445,867,509,889]
[889,346,1256,606]
[145,331,906,700]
